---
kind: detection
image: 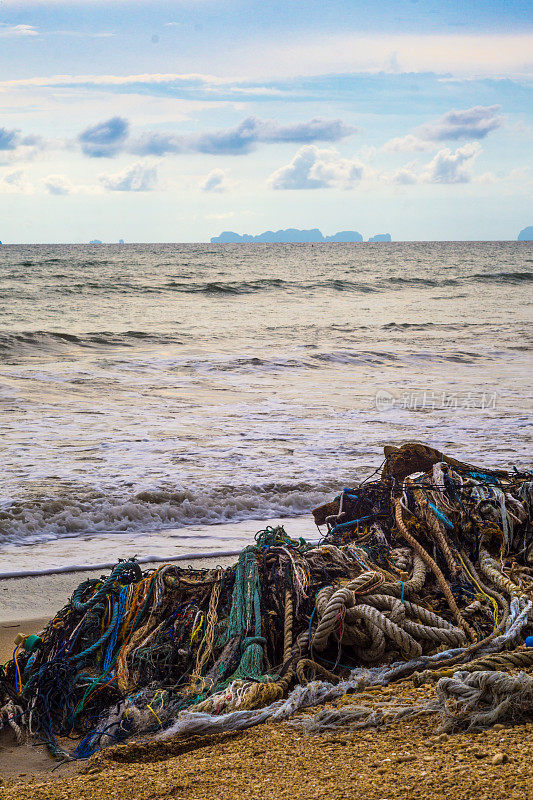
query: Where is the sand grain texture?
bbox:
[1,681,532,800]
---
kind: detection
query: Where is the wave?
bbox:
[165,278,287,294]
[311,350,399,365]
[0,331,517,370]
[6,269,531,308]
[26,271,533,299]
[0,481,335,547]
[382,322,464,330]
[0,330,186,360]
[387,276,459,287]
[164,277,378,294]
[470,271,533,283]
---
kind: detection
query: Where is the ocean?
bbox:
[0,241,531,576]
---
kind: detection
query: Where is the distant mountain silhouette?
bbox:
[211,228,363,243]
[89,239,103,244]
[518,226,533,241]
[325,230,364,242]
[368,233,391,242]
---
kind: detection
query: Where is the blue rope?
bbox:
[308,604,317,647]
[72,600,120,664]
[428,502,454,530]
[328,516,373,536]
[467,471,500,485]
[102,587,127,673]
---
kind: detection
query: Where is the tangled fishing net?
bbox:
[1,442,532,759]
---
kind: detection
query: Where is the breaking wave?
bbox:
[0,481,335,547]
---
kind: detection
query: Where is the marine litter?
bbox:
[1,442,533,784]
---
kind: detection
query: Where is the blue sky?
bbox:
[0,0,531,241]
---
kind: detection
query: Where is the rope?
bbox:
[283,588,294,665]
[3,445,532,760]
[413,646,533,686]
[393,498,477,641]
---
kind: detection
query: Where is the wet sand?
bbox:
[0,618,48,664]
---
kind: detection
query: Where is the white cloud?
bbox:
[384,135,434,154]
[132,116,355,157]
[0,24,38,37]
[0,127,47,167]
[243,33,533,79]
[384,106,503,153]
[79,116,129,158]
[0,114,355,165]
[387,142,482,185]
[0,169,34,193]
[420,105,503,141]
[99,161,158,191]
[206,212,235,220]
[508,167,531,182]
[389,164,419,185]
[356,145,377,161]
[0,72,232,90]
[42,174,101,194]
[473,172,498,185]
[421,142,481,184]
[201,168,230,192]
[269,145,366,190]
[42,174,78,195]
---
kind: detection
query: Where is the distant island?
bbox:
[211,228,364,243]
[368,233,391,243]
[89,239,103,244]
[518,226,533,241]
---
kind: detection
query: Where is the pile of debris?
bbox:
[1,443,532,758]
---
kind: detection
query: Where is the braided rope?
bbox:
[479,549,528,599]
[401,618,465,648]
[415,490,461,577]
[413,646,533,686]
[393,498,477,641]
[437,670,533,731]
[350,604,422,658]
[312,586,354,651]
[353,615,386,662]
[379,554,427,597]
[283,587,294,664]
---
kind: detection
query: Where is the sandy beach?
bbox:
[1,679,532,799]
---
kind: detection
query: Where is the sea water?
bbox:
[0,242,531,574]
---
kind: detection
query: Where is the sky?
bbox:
[0,0,532,242]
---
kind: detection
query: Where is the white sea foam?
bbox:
[0,482,332,547]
